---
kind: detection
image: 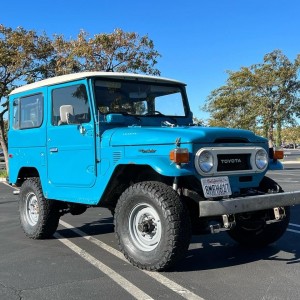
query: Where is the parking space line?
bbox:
[59,220,205,300]
[54,232,154,300]
[288,223,300,233]
[289,223,300,228]
[287,228,300,234]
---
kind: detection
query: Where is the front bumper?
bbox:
[198,191,300,217]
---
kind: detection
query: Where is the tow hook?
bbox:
[210,214,236,234]
[266,207,286,224]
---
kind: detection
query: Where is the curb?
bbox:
[281,161,300,164]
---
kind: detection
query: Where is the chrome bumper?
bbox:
[199,191,300,217]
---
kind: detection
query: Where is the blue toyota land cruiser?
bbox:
[8,72,300,271]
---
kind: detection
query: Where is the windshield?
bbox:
[94,79,187,117]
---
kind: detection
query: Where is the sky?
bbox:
[1,0,300,120]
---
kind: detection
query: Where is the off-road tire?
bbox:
[114,181,191,271]
[19,177,60,239]
[228,176,290,247]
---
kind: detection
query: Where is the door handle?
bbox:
[50,148,58,153]
[79,125,86,134]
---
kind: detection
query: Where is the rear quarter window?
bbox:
[13,93,43,129]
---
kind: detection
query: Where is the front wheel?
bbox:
[114,181,191,271]
[19,178,60,239]
[228,177,290,247]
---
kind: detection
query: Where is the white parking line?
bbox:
[288,223,300,234]
[287,228,300,234]
[289,223,300,228]
[59,220,205,300]
[54,232,154,300]
[287,223,300,234]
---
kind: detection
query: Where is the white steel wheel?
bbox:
[25,192,40,226]
[129,203,162,251]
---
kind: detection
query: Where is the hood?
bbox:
[103,126,267,146]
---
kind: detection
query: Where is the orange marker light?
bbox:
[273,150,284,160]
[170,148,189,164]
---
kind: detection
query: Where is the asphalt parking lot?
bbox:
[0,165,300,300]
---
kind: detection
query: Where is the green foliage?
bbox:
[204,50,300,145]
[281,126,300,146]
[69,29,161,75]
[47,29,161,76]
[0,25,54,170]
[192,117,205,126]
[0,169,7,178]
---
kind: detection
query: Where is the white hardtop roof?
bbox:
[9,72,186,96]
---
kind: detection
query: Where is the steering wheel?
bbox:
[145,110,165,116]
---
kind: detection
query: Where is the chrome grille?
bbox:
[217,154,251,171]
[194,146,268,176]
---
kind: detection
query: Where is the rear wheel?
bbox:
[228,177,290,247]
[19,178,60,239]
[115,181,191,271]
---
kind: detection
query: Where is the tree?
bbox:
[281,126,300,148]
[0,25,54,170]
[204,50,300,145]
[48,29,160,76]
[192,117,205,126]
[0,25,161,171]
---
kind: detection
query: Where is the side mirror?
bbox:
[60,105,74,124]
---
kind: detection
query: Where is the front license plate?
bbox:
[201,176,232,198]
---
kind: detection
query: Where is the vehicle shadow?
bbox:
[57,216,115,238]
[56,217,300,273]
[170,233,300,272]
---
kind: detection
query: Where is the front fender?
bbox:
[116,156,194,177]
[268,159,284,170]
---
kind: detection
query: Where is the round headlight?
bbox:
[255,149,268,170]
[198,150,214,173]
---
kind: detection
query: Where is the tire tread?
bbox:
[115,181,191,271]
[19,177,59,239]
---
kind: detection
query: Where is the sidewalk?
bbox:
[281,160,300,164]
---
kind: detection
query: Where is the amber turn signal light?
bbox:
[273,150,284,160]
[170,148,189,163]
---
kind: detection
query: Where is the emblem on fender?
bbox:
[139,149,157,154]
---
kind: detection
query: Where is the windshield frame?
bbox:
[92,78,191,118]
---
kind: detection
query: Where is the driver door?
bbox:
[47,82,96,188]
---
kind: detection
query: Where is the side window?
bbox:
[13,93,43,129]
[52,84,91,126]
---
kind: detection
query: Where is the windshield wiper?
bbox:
[145,111,178,126]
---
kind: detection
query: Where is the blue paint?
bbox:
[268,160,284,170]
